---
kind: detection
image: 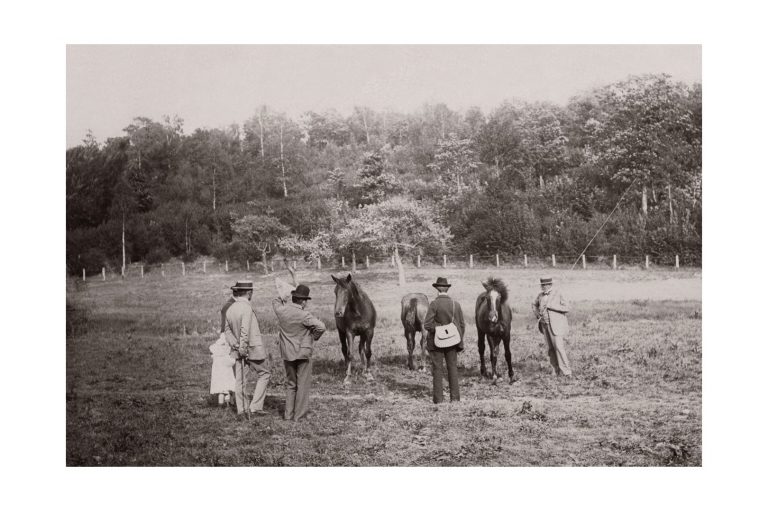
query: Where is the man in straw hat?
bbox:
[272,269,326,421]
[532,276,572,378]
[223,280,271,417]
[424,277,465,403]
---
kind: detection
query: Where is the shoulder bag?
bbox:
[435,299,461,348]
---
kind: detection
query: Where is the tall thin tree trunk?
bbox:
[258,109,265,158]
[642,186,648,216]
[394,246,405,287]
[280,122,288,198]
[212,167,217,211]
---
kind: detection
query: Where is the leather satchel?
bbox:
[435,299,461,348]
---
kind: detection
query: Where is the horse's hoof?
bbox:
[509,376,519,385]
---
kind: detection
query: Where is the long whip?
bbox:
[568,177,639,271]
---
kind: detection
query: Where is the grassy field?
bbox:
[66,266,701,466]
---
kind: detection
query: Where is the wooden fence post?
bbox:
[675,255,680,270]
[82,269,86,281]
[417,254,421,268]
[225,260,228,272]
[247,260,250,271]
[102,267,106,281]
[341,256,345,268]
[443,254,447,269]
[613,254,617,270]
[645,255,650,269]
[182,262,186,276]
[469,254,474,269]
[496,254,499,267]
[391,254,395,267]
[552,254,556,267]
[352,252,357,272]
[161,264,165,277]
[317,257,322,270]
[203,260,206,273]
[582,254,586,269]
[524,254,528,268]
[141,265,144,278]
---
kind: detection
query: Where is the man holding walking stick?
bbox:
[224,280,271,418]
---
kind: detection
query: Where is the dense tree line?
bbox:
[66,74,701,274]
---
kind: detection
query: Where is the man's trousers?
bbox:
[283,359,312,420]
[234,358,271,414]
[543,324,572,376]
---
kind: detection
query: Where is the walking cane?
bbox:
[241,357,250,420]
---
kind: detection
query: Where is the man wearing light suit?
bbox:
[532,277,572,377]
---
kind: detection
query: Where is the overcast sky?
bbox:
[66,45,701,147]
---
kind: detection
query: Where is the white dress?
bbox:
[209,335,236,394]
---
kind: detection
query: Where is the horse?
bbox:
[400,293,429,371]
[475,277,517,384]
[332,273,377,384]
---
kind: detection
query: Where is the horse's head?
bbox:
[331,273,353,318]
[481,278,506,325]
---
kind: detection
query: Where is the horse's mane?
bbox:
[346,278,373,314]
[484,277,508,304]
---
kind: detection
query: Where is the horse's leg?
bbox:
[363,329,374,381]
[490,336,500,384]
[503,333,516,384]
[478,330,487,378]
[419,327,428,372]
[342,330,354,385]
[405,328,415,371]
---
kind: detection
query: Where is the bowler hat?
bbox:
[432,277,452,289]
[231,280,254,291]
[291,284,312,300]
[539,277,553,286]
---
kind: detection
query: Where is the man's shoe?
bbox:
[249,409,269,416]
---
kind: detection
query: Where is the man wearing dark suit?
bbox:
[424,277,465,403]
[532,276,572,378]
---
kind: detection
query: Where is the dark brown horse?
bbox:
[400,293,429,371]
[332,273,377,384]
[475,277,516,384]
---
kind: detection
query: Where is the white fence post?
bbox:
[161,264,165,277]
[352,252,357,272]
[524,254,528,268]
[675,255,680,270]
[182,262,186,276]
[391,254,395,267]
[552,254,556,267]
[317,257,322,270]
[141,265,144,278]
[225,260,228,272]
[469,254,474,269]
[82,269,86,281]
[443,254,447,269]
[582,254,586,269]
[417,254,421,268]
[246,260,250,271]
[203,260,206,273]
[613,254,617,270]
[365,255,370,269]
[341,256,345,268]
[496,254,500,267]
[645,255,650,269]
[102,267,106,281]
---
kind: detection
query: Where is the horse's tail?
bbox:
[405,298,418,326]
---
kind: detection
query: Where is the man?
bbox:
[272,270,326,421]
[223,280,271,417]
[532,276,572,378]
[424,277,465,403]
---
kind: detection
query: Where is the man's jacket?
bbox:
[533,288,570,336]
[224,297,266,360]
[272,298,326,361]
[424,294,466,351]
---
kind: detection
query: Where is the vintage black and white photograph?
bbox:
[64,43,703,467]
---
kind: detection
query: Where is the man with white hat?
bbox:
[223,280,271,417]
[532,276,573,378]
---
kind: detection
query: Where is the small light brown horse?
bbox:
[400,293,429,371]
[332,273,377,384]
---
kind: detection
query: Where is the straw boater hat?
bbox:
[231,280,254,291]
[539,277,553,286]
[291,284,312,300]
[432,277,452,289]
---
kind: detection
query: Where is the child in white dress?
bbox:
[209,333,236,406]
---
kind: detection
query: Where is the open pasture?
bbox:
[66,267,701,466]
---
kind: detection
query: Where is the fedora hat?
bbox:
[231,280,254,291]
[432,277,451,289]
[291,284,312,300]
[539,277,553,286]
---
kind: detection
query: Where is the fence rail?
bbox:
[76,252,700,282]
